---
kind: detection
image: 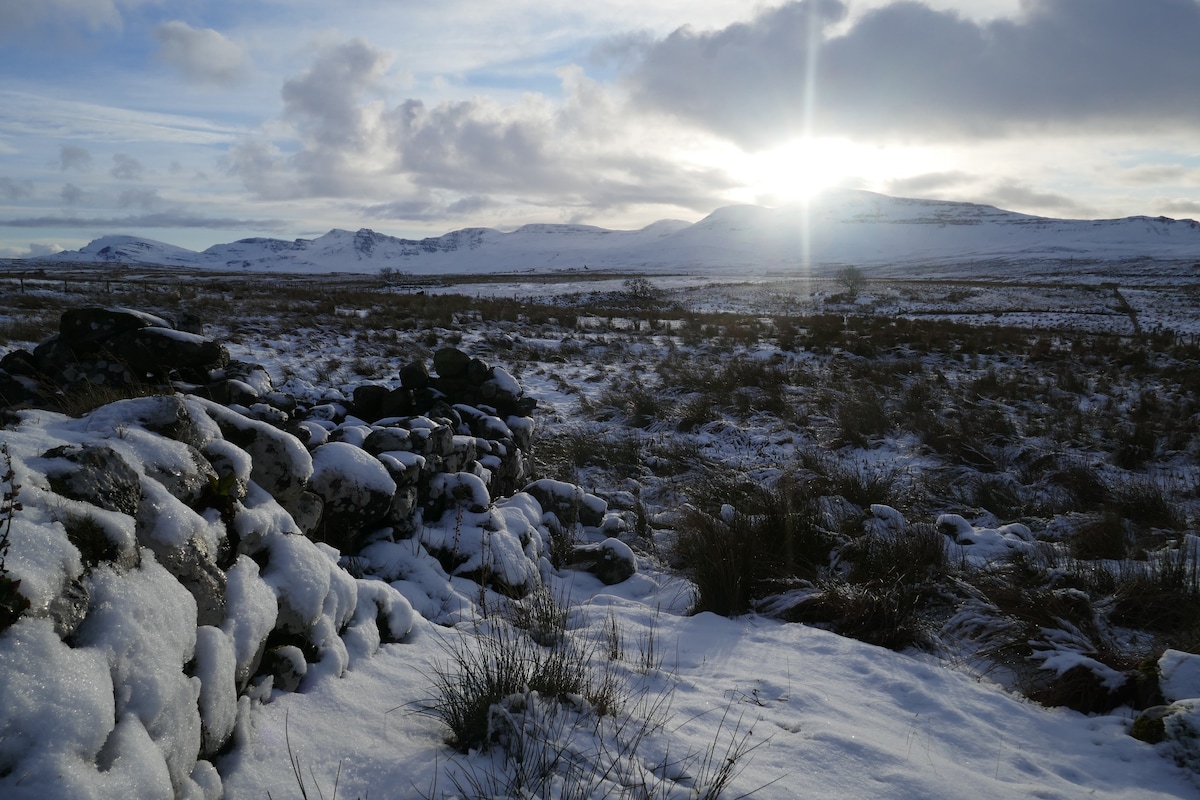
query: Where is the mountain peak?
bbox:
[23,192,1200,275]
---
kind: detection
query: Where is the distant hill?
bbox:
[18,190,1200,275]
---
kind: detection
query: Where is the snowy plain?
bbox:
[3,207,1200,798]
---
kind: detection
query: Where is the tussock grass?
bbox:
[673,478,832,617]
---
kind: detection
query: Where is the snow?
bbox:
[1161,650,1200,704]
[207,602,1198,800]
[220,556,278,687]
[5,274,1200,799]
[24,189,1200,276]
[71,558,204,795]
[309,440,397,504]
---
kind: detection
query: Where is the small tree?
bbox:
[622,276,662,306]
[835,265,866,299]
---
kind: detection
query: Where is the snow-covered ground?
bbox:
[3,272,1200,799]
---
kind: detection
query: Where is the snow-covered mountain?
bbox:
[26,190,1200,274]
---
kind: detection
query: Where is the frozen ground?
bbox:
[2,271,1199,798]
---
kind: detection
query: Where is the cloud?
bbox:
[59,144,92,171]
[0,212,287,230]
[0,0,155,37]
[1157,198,1200,217]
[228,44,737,220]
[625,0,1200,149]
[884,171,977,196]
[111,153,145,180]
[1117,164,1200,186]
[358,195,500,223]
[976,180,1088,216]
[153,21,249,86]
[61,183,84,205]
[0,242,65,259]
[116,187,163,210]
[0,177,34,201]
[281,38,391,152]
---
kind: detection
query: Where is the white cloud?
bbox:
[227,42,736,221]
[153,21,249,86]
[0,0,158,36]
[0,91,244,146]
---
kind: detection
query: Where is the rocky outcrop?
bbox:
[0,307,638,800]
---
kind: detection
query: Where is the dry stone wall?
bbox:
[0,307,636,799]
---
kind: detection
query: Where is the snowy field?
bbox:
[2,268,1199,799]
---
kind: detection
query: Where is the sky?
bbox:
[1,0,1199,257]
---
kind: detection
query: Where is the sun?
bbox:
[735,137,949,205]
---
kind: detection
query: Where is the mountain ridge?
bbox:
[16,189,1200,275]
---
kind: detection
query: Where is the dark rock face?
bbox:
[44,443,142,517]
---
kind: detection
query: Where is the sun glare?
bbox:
[736,137,950,205]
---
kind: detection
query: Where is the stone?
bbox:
[362,427,414,455]
[433,347,471,378]
[399,360,431,390]
[524,478,607,527]
[569,538,637,585]
[308,442,397,553]
[352,384,388,422]
[59,306,169,352]
[200,399,313,506]
[158,539,228,628]
[106,326,229,380]
[44,442,141,517]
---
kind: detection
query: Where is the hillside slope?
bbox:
[23,190,1200,275]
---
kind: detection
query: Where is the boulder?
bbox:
[43,443,141,517]
[106,327,229,379]
[569,538,637,585]
[433,347,471,379]
[58,306,170,352]
[308,442,397,553]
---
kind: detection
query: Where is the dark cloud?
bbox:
[116,187,163,210]
[384,95,736,212]
[0,177,34,201]
[359,195,498,222]
[153,21,249,86]
[626,0,1200,148]
[1117,165,1198,185]
[0,212,286,230]
[884,171,977,196]
[976,180,1088,216]
[445,195,496,216]
[1158,198,1200,217]
[59,144,92,172]
[61,183,83,205]
[111,153,145,180]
